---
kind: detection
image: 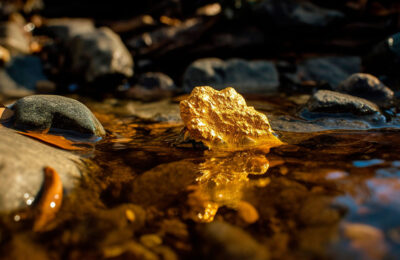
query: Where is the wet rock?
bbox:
[0,127,81,211]
[180,86,283,150]
[12,95,105,136]
[288,57,361,89]
[336,73,394,107]
[43,18,95,41]
[69,27,133,82]
[303,90,383,121]
[183,58,279,94]
[0,22,30,54]
[126,100,181,123]
[254,0,344,29]
[194,221,269,260]
[127,72,177,101]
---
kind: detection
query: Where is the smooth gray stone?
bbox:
[127,72,177,101]
[184,58,279,94]
[70,27,134,82]
[0,127,82,211]
[12,95,105,136]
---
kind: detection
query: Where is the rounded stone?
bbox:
[12,95,105,136]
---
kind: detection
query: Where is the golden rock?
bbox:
[180,86,283,151]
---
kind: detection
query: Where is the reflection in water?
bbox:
[187,151,270,223]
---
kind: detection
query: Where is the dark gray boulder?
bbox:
[184,58,279,94]
[0,127,82,212]
[12,95,105,136]
[69,27,134,82]
[336,73,394,107]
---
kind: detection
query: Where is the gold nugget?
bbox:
[180,86,283,151]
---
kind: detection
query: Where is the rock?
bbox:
[69,27,133,82]
[127,72,177,101]
[254,0,344,29]
[303,90,384,122]
[0,22,30,54]
[43,18,96,42]
[180,86,283,150]
[183,58,279,94]
[336,73,394,107]
[194,221,269,260]
[288,57,361,89]
[11,95,105,136]
[0,127,81,211]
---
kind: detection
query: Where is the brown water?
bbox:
[2,98,400,260]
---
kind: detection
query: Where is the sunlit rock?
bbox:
[180,86,283,151]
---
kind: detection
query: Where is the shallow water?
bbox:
[2,97,400,260]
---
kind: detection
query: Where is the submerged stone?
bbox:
[180,86,283,151]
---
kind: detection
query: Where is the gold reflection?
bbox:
[186,151,270,223]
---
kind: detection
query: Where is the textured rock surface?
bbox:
[194,221,269,260]
[304,90,383,120]
[336,73,394,107]
[184,58,279,94]
[0,127,81,211]
[70,27,133,82]
[12,95,105,136]
[180,86,283,150]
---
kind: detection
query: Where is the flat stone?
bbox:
[303,90,384,122]
[12,95,105,136]
[0,127,81,212]
[180,86,283,150]
[183,58,279,94]
[336,73,394,107]
[69,27,133,82]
